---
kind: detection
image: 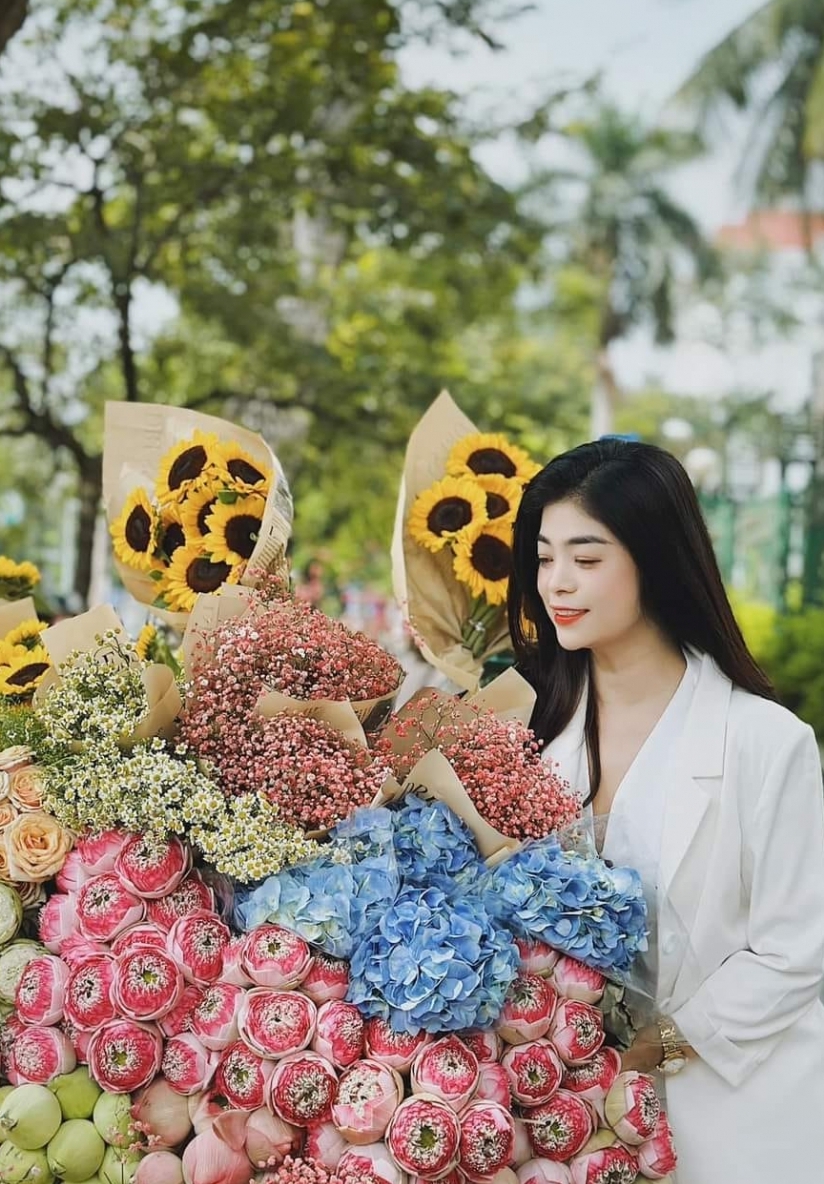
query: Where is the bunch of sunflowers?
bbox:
[0,555,40,602]
[0,616,50,700]
[110,430,274,613]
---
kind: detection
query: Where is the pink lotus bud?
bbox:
[364,1019,431,1073]
[300,954,350,1004]
[561,1049,621,1118]
[115,834,192,899]
[268,1051,338,1127]
[75,829,128,875]
[516,940,559,977]
[190,983,244,1051]
[510,1119,533,1168]
[411,1037,479,1112]
[166,912,230,985]
[241,926,313,989]
[39,893,76,953]
[550,959,606,1006]
[115,948,185,1021]
[15,954,70,1025]
[215,1041,275,1111]
[188,1090,228,1134]
[523,1092,593,1162]
[457,1030,502,1064]
[132,1076,194,1148]
[549,1002,604,1067]
[181,1110,252,1184]
[62,1018,93,1064]
[9,1024,76,1083]
[159,984,205,1039]
[64,956,118,1030]
[501,1041,562,1107]
[77,873,146,942]
[497,975,557,1045]
[87,1018,163,1092]
[238,988,317,1060]
[221,938,253,987]
[459,1101,515,1182]
[475,1063,512,1107]
[305,1122,350,1169]
[112,923,169,958]
[637,1113,677,1180]
[147,874,215,931]
[568,1145,638,1184]
[338,1142,406,1184]
[332,1059,403,1144]
[244,1107,301,1168]
[604,1072,660,1146]
[162,1032,220,1096]
[313,1001,364,1070]
[0,1014,24,1074]
[135,1150,185,1184]
[56,850,92,894]
[517,1160,571,1184]
[386,1095,461,1179]
[411,1169,463,1184]
[60,932,110,967]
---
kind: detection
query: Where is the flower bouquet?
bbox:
[0,597,51,703]
[0,556,41,603]
[393,391,540,692]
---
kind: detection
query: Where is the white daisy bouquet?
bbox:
[103,402,294,628]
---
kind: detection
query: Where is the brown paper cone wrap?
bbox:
[391,390,512,693]
[181,586,261,674]
[103,401,293,630]
[255,688,368,749]
[0,597,39,637]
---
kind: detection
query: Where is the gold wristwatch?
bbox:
[656,1017,687,1076]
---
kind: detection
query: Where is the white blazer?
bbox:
[546,650,824,1183]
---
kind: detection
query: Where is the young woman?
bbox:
[508,438,824,1183]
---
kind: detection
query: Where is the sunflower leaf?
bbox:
[217,490,240,504]
[149,570,165,582]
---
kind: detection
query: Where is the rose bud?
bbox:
[549,1001,604,1067]
[516,940,560,977]
[523,1092,593,1161]
[517,1160,572,1184]
[15,955,70,1026]
[268,1051,338,1127]
[332,1059,404,1144]
[497,975,556,1045]
[637,1113,677,1180]
[237,988,317,1060]
[604,1071,661,1146]
[569,1145,639,1184]
[459,1101,515,1182]
[115,834,191,899]
[386,1096,461,1179]
[411,1037,479,1112]
[241,925,312,989]
[162,1033,220,1096]
[364,1018,431,1073]
[313,1000,364,1070]
[501,1040,563,1107]
[300,954,349,1004]
[76,874,145,943]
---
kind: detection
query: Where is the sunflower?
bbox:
[161,543,238,613]
[203,493,266,566]
[453,515,514,605]
[408,476,488,554]
[110,488,157,572]
[0,557,41,599]
[3,619,47,652]
[180,484,222,541]
[473,473,524,522]
[218,443,272,494]
[135,624,158,662]
[156,502,188,564]
[156,431,226,504]
[447,432,538,483]
[0,645,51,696]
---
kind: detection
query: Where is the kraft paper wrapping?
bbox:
[0,597,39,636]
[391,390,512,694]
[102,401,294,630]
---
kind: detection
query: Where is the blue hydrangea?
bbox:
[391,796,484,894]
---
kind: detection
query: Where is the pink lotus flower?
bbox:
[60,932,109,967]
[56,850,92,894]
[77,873,145,942]
[147,874,216,931]
[220,938,253,987]
[115,948,185,1021]
[268,1051,338,1126]
[561,1049,621,1117]
[502,1039,562,1109]
[162,1033,220,1096]
[549,1002,604,1067]
[190,983,244,1051]
[305,1122,349,1169]
[568,1146,638,1184]
[517,1160,571,1184]
[135,1150,185,1184]
[238,988,317,1060]
[245,1107,301,1168]
[457,1030,502,1064]
[604,1072,660,1146]
[364,1019,431,1073]
[241,925,313,989]
[181,1110,252,1184]
[166,911,230,985]
[159,983,205,1039]
[188,1090,229,1135]
[112,923,169,958]
[313,1000,364,1069]
[458,1101,515,1182]
[64,955,118,1030]
[75,829,128,875]
[62,1018,93,1064]
[88,1017,164,1092]
[338,1142,406,1184]
[637,1113,677,1180]
[510,1119,533,1169]
[15,954,70,1026]
[300,954,350,1004]
[515,940,559,977]
[475,1063,512,1108]
[132,1077,194,1148]
[215,1041,275,1111]
[410,1169,464,1184]
[524,1093,594,1162]
[39,892,76,953]
[8,1024,76,1083]
[332,1059,404,1144]
[386,1095,461,1179]
[115,834,192,899]
[497,975,556,1045]
[550,959,606,1006]
[411,1037,479,1112]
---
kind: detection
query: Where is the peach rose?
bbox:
[10,767,45,812]
[0,801,19,831]
[0,747,33,773]
[0,845,14,885]
[0,772,9,802]
[13,880,46,910]
[5,812,72,882]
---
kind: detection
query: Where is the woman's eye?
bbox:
[575,559,599,567]
[537,555,552,566]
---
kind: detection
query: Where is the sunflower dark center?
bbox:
[125,506,152,553]
[186,558,232,593]
[168,445,207,490]
[7,662,49,688]
[160,523,186,559]
[471,534,511,582]
[468,448,517,477]
[485,492,510,519]
[225,514,262,559]
[228,458,266,485]
[427,496,475,536]
[197,501,218,536]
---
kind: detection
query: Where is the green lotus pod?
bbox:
[0,1091,13,1112]
[100,1145,143,1184]
[0,1084,63,1150]
[0,941,46,1006]
[75,1177,103,1184]
[47,1119,106,1183]
[92,1095,134,1148]
[0,886,22,947]
[0,1139,55,1184]
[49,1068,102,1120]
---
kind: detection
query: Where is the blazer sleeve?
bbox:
[671,722,824,1088]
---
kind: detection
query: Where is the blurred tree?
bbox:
[0,0,27,56]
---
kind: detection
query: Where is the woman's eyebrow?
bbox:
[537,533,611,546]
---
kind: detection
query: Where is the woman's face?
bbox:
[536,499,644,654]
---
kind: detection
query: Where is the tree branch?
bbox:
[0,344,90,466]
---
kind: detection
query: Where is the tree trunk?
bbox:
[114,285,139,402]
[0,0,28,55]
[590,347,621,439]
[73,460,103,609]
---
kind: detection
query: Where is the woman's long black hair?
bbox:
[508,438,776,798]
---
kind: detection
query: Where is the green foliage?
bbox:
[0,700,49,753]
[759,608,824,737]
[729,592,778,663]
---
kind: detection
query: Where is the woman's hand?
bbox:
[619,1024,664,1073]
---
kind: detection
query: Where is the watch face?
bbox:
[659,1054,687,1076]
